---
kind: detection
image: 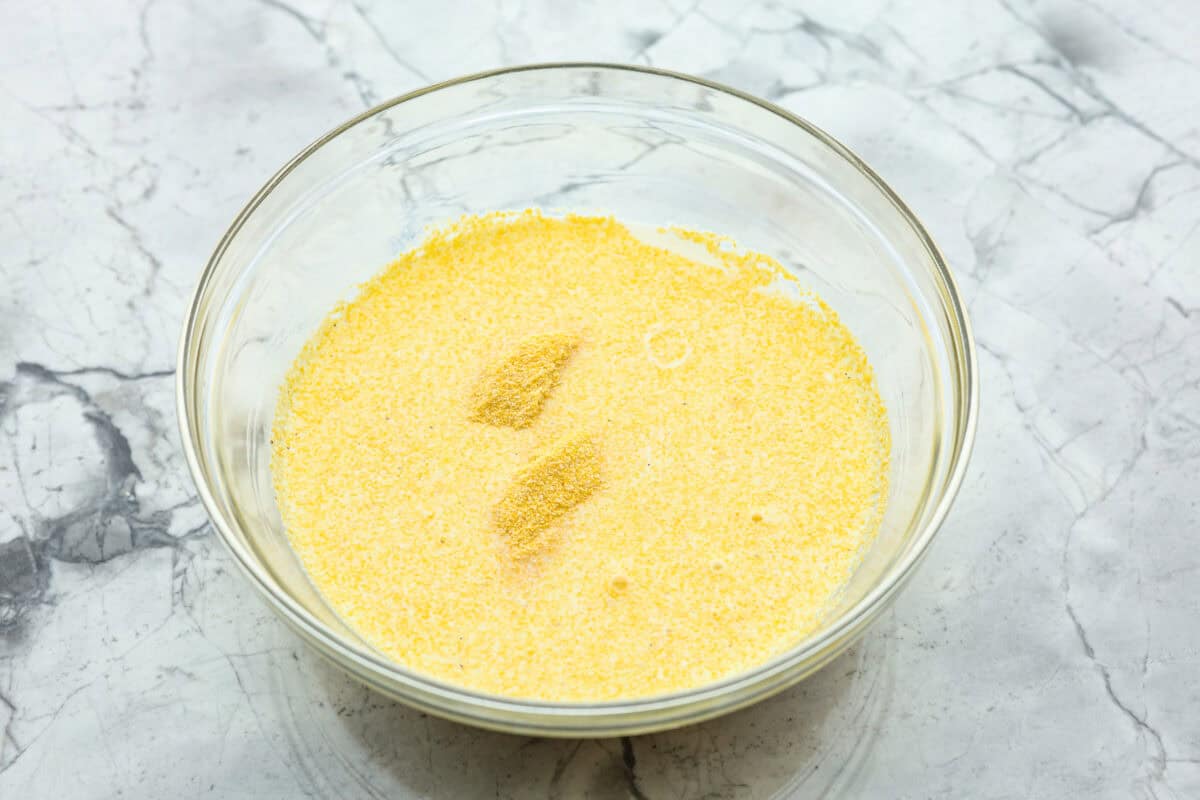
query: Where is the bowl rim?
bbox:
[176,62,979,730]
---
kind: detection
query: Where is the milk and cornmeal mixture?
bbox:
[272,211,889,701]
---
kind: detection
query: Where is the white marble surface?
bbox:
[1,0,1198,797]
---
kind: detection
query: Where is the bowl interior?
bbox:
[183,66,967,707]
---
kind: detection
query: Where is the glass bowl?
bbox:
[176,64,977,736]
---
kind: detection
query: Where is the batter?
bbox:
[272,210,889,701]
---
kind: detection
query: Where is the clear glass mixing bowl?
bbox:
[177,64,977,736]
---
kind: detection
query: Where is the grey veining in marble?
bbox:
[2,0,1198,797]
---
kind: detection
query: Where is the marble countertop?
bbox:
[2,0,1198,797]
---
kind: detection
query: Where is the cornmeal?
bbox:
[272,211,890,701]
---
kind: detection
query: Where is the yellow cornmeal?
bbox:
[272,211,890,701]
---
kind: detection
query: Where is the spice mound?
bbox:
[493,432,601,558]
[271,211,890,701]
[469,332,580,429]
